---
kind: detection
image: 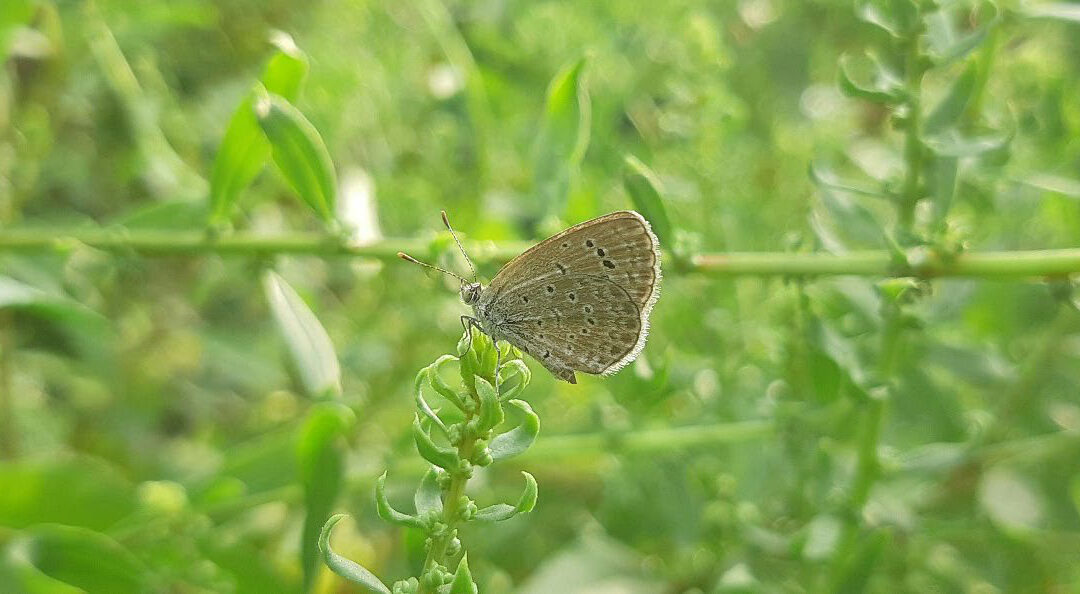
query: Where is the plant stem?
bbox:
[4,228,1080,278]
[419,415,479,591]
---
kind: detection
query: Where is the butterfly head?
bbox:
[460,281,482,305]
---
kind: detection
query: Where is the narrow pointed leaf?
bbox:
[7,525,151,594]
[264,271,341,399]
[255,93,337,223]
[448,555,478,594]
[261,32,308,102]
[623,155,674,247]
[924,62,977,135]
[412,416,459,470]
[533,57,590,218]
[474,472,538,523]
[319,515,392,594]
[375,473,425,529]
[489,400,540,462]
[209,37,308,224]
[414,469,444,518]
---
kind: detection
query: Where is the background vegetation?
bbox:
[2,0,1080,591]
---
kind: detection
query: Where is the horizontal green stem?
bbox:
[2,228,1080,278]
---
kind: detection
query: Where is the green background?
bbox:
[2,0,1080,591]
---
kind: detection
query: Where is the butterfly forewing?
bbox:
[476,211,661,382]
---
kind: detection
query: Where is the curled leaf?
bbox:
[837,53,905,104]
[375,473,425,530]
[412,416,460,470]
[427,354,467,411]
[473,472,538,523]
[475,377,503,432]
[414,368,450,437]
[488,400,540,462]
[319,515,392,594]
[497,359,531,401]
[414,469,444,518]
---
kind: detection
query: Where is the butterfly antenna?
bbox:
[397,252,468,283]
[441,210,478,280]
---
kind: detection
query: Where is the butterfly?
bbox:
[400,211,661,383]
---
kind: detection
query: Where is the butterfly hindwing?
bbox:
[476,211,661,381]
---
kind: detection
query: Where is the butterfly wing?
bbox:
[478,211,661,382]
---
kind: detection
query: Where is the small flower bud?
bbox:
[446,536,462,557]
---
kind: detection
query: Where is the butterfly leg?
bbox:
[459,315,480,352]
[493,340,503,390]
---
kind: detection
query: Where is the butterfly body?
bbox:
[467,211,661,383]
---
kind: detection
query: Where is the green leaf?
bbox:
[262,31,309,102]
[488,400,540,462]
[496,359,531,402]
[297,401,356,591]
[923,128,1012,157]
[414,366,451,436]
[809,161,886,199]
[0,455,136,530]
[412,415,460,470]
[5,525,152,594]
[208,35,309,225]
[811,187,887,250]
[533,57,590,218]
[448,555,478,594]
[319,515,392,594]
[255,93,337,223]
[623,155,674,247]
[414,469,443,518]
[375,473,425,529]
[924,4,999,67]
[979,467,1044,532]
[263,271,342,399]
[473,472,538,523]
[923,62,977,135]
[475,376,503,432]
[837,53,905,104]
[1022,2,1080,22]
[855,0,918,37]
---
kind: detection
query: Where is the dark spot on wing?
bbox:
[603,260,615,269]
[596,248,605,257]
[546,285,554,293]
[585,239,594,247]
[555,263,567,274]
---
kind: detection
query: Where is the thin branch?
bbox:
[2,228,1080,279]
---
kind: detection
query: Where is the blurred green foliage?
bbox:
[2,0,1080,592]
